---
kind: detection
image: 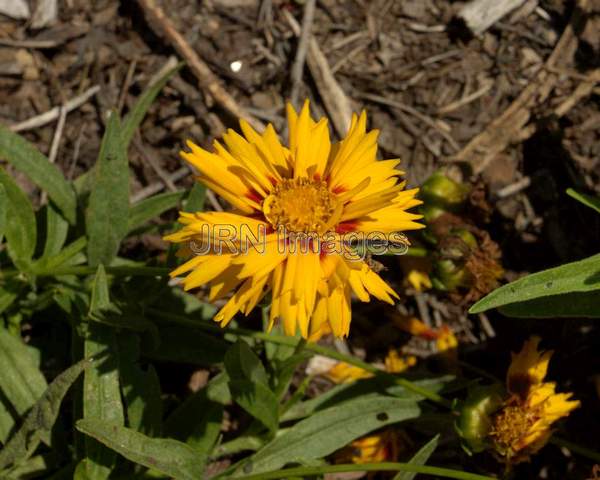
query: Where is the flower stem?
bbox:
[234,462,496,480]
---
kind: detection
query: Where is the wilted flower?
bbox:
[458,336,580,464]
[165,101,423,338]
[325,349,416,384]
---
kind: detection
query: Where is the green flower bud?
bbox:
[456,385,504,454]
[432,258,470,291]
[420,172,469,211]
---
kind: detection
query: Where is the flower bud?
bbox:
[420,172,469,211]
[456,385,504,454]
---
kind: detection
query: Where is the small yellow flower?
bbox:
[489,336,580,463]
[165,101,423,338]
[325,349,416,384]
[406,269,432,292]
[435,325,458,353]
[325,362,373,384]
[384,349,417,373]
[336,429,402,464]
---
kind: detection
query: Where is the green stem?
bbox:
[147,309,451,408]
[1,265,170,279]
[212,435,264,458]
[235,462,496,480]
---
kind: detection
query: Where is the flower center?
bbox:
[489,403,540,456]
[263,178,338,234]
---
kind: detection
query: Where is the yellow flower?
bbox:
[336,429,402,464]
[489,336,580,463]
[406,269,432,292]
[325,349,416,384]
[165,101,423,338]
[384,349,417,373]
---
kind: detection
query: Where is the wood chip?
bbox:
[458,0,528,35]
[0,0,30,20]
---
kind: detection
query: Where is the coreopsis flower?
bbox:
[165,101,423,338]
[458,336,579,464]
[489,336,580,463]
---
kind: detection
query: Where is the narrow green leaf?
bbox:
[164,389,223,459]
[36,236,87,273]
[0,395,15,445]
[469,253,600,314]
[0,358,89,471]
[394,435,440,480]
[82,324,125,480]
[128,190,185,232]
[240,396,420,475]
[499,290,600,317]
[0,329,47,417]
[86,113,129,267]
[0,167,37,265]
[225,340,270,386]
[273,352,312,401]
[41,202,69,259]
[281,377,451,422]
[225,340,279,432]
[118,333,162,436]
[121,64,182,149]
[183,182,206,213]
[76,419,204,480]
[89,265,112,316]
[567,188,600,214]
[0,126,77,223]
[0,282,23,315]
[143,326,228,365]
[229,380,280,433]
[0,184,6,244]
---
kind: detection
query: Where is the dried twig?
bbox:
[9,85,100,133]
[451,0,591,173]
[359,91,460,152]
[133,136,178,193]
[289,0,316,108]
[130,166,190,204]
[136,0,264,131]
[496,176,531,198]
[283,9,353,138]
[458,0,528,35]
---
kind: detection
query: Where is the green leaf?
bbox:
[0,167,37,266]
[0,126,77,224]
[469,253,600,314]
[164,389,223,460]
[86,113,129,267]
[121,64,182,149]
[76,419,204,480]
[394,435,440,480]
[225,341,279,433]
[128,190,185,232]
[0,358,89,471]
[281,376,451,422]
[144,326,228,365]
[499,290,600,317]
[0,282,23,316]
[239,396,420,475]
[0,184,6,244]
[118,333,162,436]
[0,329,47,417]
[567,188,600,214]
[82,324,125,480]
[225,340,269,386]
[273,352,312,401]
[183,182,206,213]
[0,395,15,445]
[41,202,69,259]
[89,265,113,317]
[36,237,87,273]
